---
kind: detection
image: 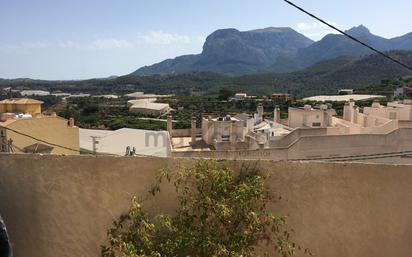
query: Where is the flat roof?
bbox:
[79,128,169,157]
[303,94,386,102]
[125,92,174,99]
[130,102,169,111]
[20,90,50,96]
[92,95,119,99]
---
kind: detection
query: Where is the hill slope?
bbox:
[297,25,412,67]
[133,25,412,76]
[3,52,411,98]
[133,27,313,76]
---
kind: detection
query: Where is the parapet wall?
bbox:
[1,154,412,257]
[173,127,412,163]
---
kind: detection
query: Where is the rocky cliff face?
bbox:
[132,25,412,76]
[133,27,313,75]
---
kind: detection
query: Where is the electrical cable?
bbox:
[0,125,81,153]
[283,0,412,72]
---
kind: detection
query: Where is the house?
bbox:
[271,93,292,102]
[288,104,336,128]
[0,98,79,154]
[363,100,412,120]
[234,93,247,100]
[394,86,412,98]
[338,89,354,95]
[125,92,174,99]
[79,128,170,156]
[127,98,171,116]
[20,90,50,96]
[302,94,386,102]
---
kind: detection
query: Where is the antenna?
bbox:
[90,136,100,155]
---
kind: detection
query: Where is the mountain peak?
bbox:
[346,25,371,36]
[248,27,293,33]
[132,25,412,76]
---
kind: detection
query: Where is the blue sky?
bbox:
[1,0,411,80]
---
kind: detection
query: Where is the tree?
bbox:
[102,160,307,257]
[218,88,234,101]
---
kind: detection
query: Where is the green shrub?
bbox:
[102,160,308,257]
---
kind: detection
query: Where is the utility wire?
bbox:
[282,0,412,72]
[2,124,411,161]
[0,125,81,153]
[0,125,155,157]
[289,150,412,162]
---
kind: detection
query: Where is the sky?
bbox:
[0,0,411,80]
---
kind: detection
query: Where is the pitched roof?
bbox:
[0,98,43,105]
[0,119,17,127]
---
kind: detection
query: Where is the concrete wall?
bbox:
[1,154,412,257]
[289,108,325,128]
[174,127,412,163]
[0,103,41,115]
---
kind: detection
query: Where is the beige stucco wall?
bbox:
[0,103,41,115]
[1,154,412,257]
[5,116,79,154]
[288,108,325,128]
[173,127,412,163]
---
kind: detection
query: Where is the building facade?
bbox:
[0,98,79,155]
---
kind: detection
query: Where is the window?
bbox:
[312,122,321,127]
[221,135,230,142]
[389,112,397,120]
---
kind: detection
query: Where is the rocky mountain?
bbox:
[297,25,412,66]
[391,32,412,50]
[134,27,314,76]
[2,51,412,98]
[132,25,412,76]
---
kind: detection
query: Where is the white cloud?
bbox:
[58,40,82,49]
[196,35,206,44]
[0,41,49,54]
[295,21,338,40]
[92,39,132,49]
[20,41,49,49]
[141,31,191,45]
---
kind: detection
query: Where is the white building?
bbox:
[79,128,170,156]
[125,92,174,99]
[302,94,386,102]
[288,104,336,128]
[127,98,170,116]
[200,105,291,150]
[234,93,247,100]
[363,101,412,120]
[20,90,50,96]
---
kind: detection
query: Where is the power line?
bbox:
[0,125,155,157]
[289,150,412,162]
[282,0,412,72]
[0,125,80,153]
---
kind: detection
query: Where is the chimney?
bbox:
[190,117,197,145]
[274,107,281,123]
[167,115,173,135]
[257,104,264,118]
[68,118,75,127]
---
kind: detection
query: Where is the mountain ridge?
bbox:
[2,51,412,98]
[134,27,314,76]
[133,25,412,76]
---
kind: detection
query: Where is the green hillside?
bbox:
[1,51,412,98]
